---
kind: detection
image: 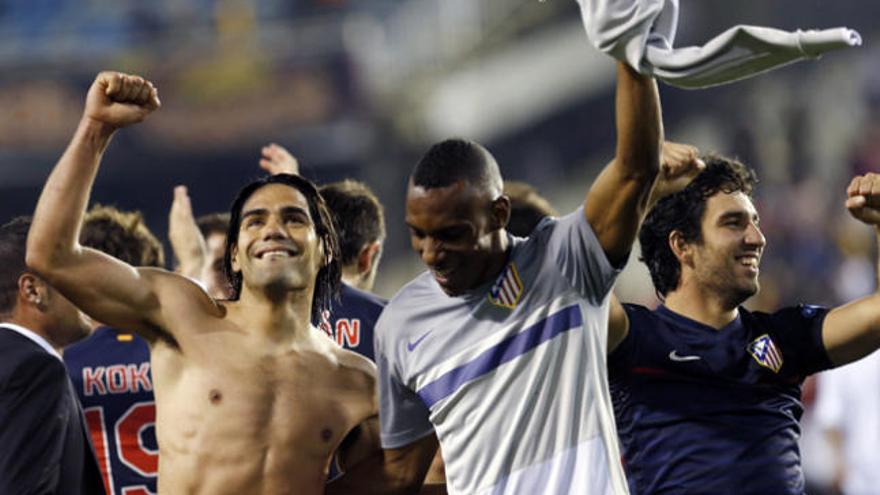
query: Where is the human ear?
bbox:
[230,244,241,273]
[491,195,511,231]
[19,273,48,311]
[357,241,382,276]
[669,230,693,266]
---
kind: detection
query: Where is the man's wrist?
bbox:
[77,116,116,152]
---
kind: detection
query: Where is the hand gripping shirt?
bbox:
[376,207,629,494]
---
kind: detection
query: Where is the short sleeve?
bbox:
[376,351,435,449]
[532,207,622,305]
[769,304,833,376]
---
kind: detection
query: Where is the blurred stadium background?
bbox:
[0,1,878,490]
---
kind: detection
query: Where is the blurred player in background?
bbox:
[64,204,165,495]
[814,344,880,494]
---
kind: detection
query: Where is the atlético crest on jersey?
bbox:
[747,334,784,373]
[487,262,524,309]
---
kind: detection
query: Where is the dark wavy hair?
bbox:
[639,155,758,299]
[223,174,341,322]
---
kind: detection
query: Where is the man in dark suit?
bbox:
[0,216,105,494]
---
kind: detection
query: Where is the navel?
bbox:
[209,389,223,404]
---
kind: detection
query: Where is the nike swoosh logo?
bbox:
[407,330,433,352]
[668,350,701,362]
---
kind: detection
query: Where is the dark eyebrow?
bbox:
[241,208,268,220]
[242,205,310,220]
[718,210,759,222]
[280,206,310,218]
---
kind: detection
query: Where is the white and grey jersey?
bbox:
[375,207,629,495]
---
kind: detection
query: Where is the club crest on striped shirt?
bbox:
[487,262,523,309]
[747,334,783,373]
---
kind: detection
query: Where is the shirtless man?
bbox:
[26,72,377,494]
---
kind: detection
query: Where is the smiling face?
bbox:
[405,180,507,296]
[230,183,325,298]
[684,191,766,306]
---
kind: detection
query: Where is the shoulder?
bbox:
[0,337,64,390]
[336,347,377,379]
[621,302,659,327]
[379,273,437,325]
[331,344,378,396]
[341,284,387,307]
[740,304,828,327]
[144,268,227,330]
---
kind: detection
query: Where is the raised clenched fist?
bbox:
[83,71,161,130]
[845,172,880,226]
[648,141,706,206]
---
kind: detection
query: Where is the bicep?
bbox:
[338,415,381,472]
[821,294,880,367]
[41,247,196,340]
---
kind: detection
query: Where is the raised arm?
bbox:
[821,173,880,366]
[607,142,703,353]
[26,72,193,340]
[585,62,663,265]
[168,185,209,280]
[260,142,300,175]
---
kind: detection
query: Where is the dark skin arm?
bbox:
[607,141,704,353]
[327,433,441,495]
[584,62,662,267]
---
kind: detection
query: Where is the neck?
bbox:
[2,311,65,353]
[232,285,315,342]
[480,230,511,286]
[663,280,739,330]
[341,270,367,292]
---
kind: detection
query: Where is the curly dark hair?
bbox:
[639,155,758,299]
[223,174,341,323]
[81,205,165,268]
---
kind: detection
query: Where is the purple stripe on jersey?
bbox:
[416,304,583,408]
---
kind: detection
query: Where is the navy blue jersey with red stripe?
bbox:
[609,304,834,495]
[316,283,386,362]
[64,327,157,495]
